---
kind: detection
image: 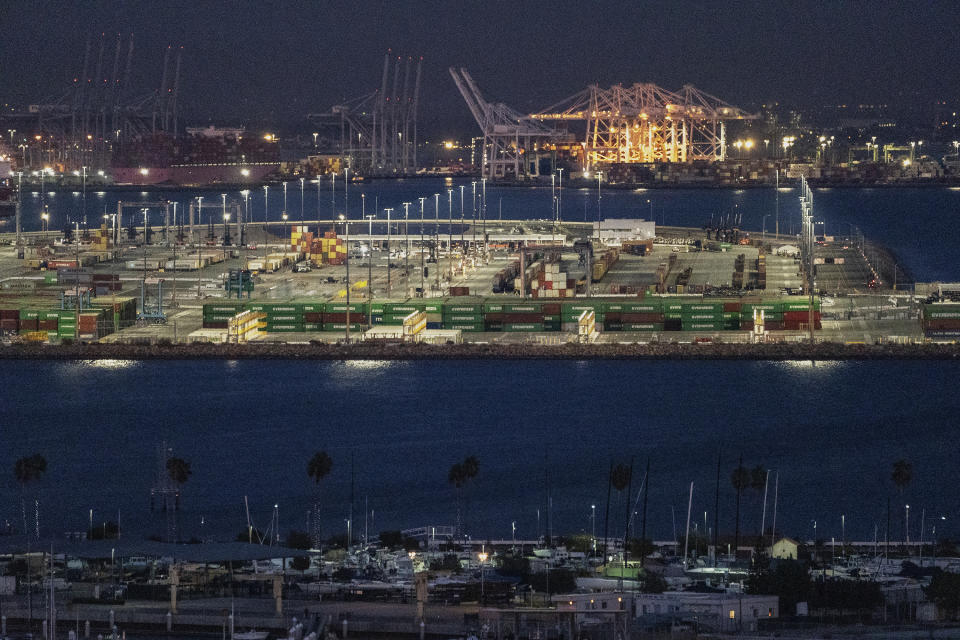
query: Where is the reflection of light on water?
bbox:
[79,359,137,370]
[949,187,960,192]
[343,360,394,371]
[778,360,845,372]
[332,360,402,388]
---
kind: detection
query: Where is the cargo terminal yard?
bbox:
[0,200,946,351]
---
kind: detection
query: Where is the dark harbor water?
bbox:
[8,179,960,282]
[2,359,957,545]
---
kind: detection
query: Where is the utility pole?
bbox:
[385,207,393,296]
[433,193,440,290]
[365,213,375,307]
[403,202,411,297]
[418,197,426,296]
[447,189,454,282]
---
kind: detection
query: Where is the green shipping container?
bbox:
[299,302,325,313]
[502,303,542,314]
[445,314,483,322]
[446,323,484,332]
[682,303,724,312]
[303,323,323,331]
[322,323,365,331]
[263,325,304,332]
[504,323,544,332]
[443,303,483,314]
[684,322,723,331]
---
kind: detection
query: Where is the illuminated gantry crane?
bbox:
[449,67,567,180]
[530,83,756,170]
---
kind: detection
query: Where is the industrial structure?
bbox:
[309,52,422,176]
[451,68,756,180]
[449,67,565,180]
[2,33,183,170]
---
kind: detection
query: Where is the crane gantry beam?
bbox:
[530,82,756,170]
[449,67,565,180]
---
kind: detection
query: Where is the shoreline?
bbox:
[2,342,958,361]
[10,177,960,194]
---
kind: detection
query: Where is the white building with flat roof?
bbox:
[553,590,778,634]
[594,218,656,243]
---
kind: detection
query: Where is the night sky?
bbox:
[3,1,959,137]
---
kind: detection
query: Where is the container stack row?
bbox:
[201,296,822,335]
[922,303,960,340]
[0,296,136,340]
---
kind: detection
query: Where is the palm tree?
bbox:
[307,451,333,549]
[14,453,46,633]
[750,464,767,544]
[448,462,466,539]
[892,459,912,545]
[891,460,912,494]
[166,457,191,542]
[610,461,633,570]
[448,456,479,541]
[731,456,750,551]
[14,453,47,538]
[461,455,479,534]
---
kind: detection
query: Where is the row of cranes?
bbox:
[3,32,183,170]
[309,51,422,177]
[450,67,756,180]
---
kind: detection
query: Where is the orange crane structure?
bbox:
[451,67,756,180]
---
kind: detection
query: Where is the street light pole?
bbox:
[299,177,305,225]
[433,194,440,289]
[447,188,454,282]
[262,186,269,248]
[459,185,465,247]
[339,214,351,343]
[471,181,477,251]
[418,197,426,297]
[591,504,596,560]
[385,208,393,296]
[331,171,336,224]
[557,168,563,225]
[481,178,487,256]
[365,214,375,305]
[221,193,227,246]
[403,202,411,297]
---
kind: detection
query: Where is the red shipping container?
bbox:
[723,302,742,312]
[502,313,544,322]
[18,319,39,331]
[542,303,561,314]
[622,312,664,322]
[925,319,960,330]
